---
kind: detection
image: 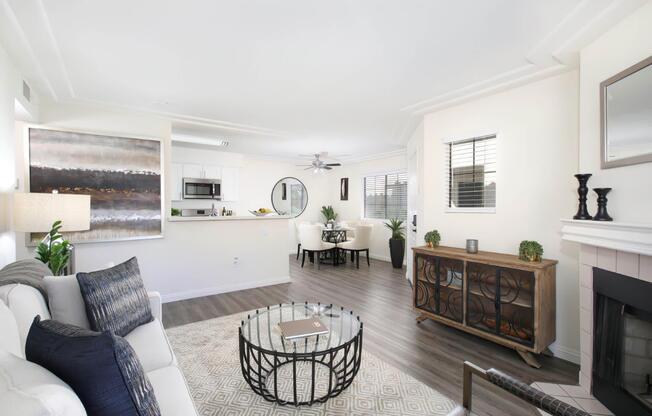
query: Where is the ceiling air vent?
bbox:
[22,81,31,102]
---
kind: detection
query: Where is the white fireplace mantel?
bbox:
[561,219,652,256]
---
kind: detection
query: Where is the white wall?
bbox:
[579,1,652,224]
[421,71,581,362]
[13,101,291,302]
[0,44,19,267]
[328,152,407,262]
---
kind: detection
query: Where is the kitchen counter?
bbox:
[167,215,291,222]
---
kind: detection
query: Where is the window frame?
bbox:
[361,170,408,221]
[444,134,497,214]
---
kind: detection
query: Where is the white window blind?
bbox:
[445,135,496,211]
[364,172,407,219]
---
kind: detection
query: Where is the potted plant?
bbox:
[35,220,73,276]
[321,205,338,226]
[384,218,405,269]
[518,240,544,262]
[424,230,441,248]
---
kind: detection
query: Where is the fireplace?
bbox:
[593,267,652,416]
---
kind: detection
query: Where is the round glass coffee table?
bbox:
[238,302,363,406]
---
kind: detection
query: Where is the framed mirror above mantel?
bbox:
[600,55,652,169]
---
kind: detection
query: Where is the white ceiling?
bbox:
[0,0,646,159]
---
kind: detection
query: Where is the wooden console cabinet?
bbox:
[412,245,556,368]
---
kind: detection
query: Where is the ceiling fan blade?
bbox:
[324,166,333,170]
[325,163,341,166]
[304,167,314,170]
[296,164,313,167]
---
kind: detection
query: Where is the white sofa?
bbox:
[0,282,197,416]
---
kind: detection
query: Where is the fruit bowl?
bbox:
[249,209,273,217]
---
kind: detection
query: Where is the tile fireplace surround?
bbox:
[540,219,652,415]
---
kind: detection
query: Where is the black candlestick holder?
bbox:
[573,174,593,220]
[593,188,613,221]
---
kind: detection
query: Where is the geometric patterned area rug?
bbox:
[166,312,459,415]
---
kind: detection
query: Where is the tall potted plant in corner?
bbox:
[384,218,405,269]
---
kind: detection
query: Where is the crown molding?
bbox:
[3,0,647,153]
[0,0,57,99]
[397,0,648,144]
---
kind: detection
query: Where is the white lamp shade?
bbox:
[13,193,91,232]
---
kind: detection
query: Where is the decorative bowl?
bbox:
[249,210,271,217]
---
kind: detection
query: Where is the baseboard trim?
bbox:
[161,276,292,303]
[549,344,581,365]
[369,253,407,267]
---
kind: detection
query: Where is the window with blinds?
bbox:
[445,135,496,211]
[363,172,408,219]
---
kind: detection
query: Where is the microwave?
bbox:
[182,178,221,200]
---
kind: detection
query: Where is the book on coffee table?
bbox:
[278,318,329,340]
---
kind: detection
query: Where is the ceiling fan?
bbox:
[297,152,342,173]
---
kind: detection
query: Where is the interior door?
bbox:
[406,149,418,283]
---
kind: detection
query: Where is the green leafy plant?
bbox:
[384,218,405,240]
[35,220,72,276]
[320,205,338,223]
[424,230,441,248]
[518,240,544,262]
[171,208,181,216]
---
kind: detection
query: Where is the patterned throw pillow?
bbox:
[26,317,161,416]
[76,257,153,337]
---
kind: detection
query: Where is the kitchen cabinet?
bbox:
[171,162,239,201]
[203,165,222,180]
[171,163,184,201]
[182,164,221,180]
[221,167,239,202]
[182,164,203,179]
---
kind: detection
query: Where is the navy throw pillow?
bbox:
[76,256,153,337]
[26,317,161,416]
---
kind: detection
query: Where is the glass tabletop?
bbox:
[240,302,362,353]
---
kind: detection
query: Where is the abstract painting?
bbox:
[28,128,162,243]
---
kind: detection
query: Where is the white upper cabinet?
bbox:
[181,163,221,179]
[171,163,184,201]
[203,165,222,180]
[182,163,203,178]
[221,167,239,202]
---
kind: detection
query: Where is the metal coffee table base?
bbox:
[238,324,363,406]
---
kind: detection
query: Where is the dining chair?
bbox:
[298,224,336,269]
[340,221,358,241]
[295,221,310,260]
[337,224,372,268]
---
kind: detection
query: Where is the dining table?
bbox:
[320,225,354,265]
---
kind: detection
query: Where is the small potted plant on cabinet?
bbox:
[518,240,544,262]
[424,230,441,248]
[384,218,405,269]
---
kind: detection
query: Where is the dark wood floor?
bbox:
[163,255,579,416]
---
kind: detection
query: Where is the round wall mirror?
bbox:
[271,177,308,217]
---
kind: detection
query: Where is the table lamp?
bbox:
[13,191,91,273]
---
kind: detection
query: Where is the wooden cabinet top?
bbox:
[412,245,557,270]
